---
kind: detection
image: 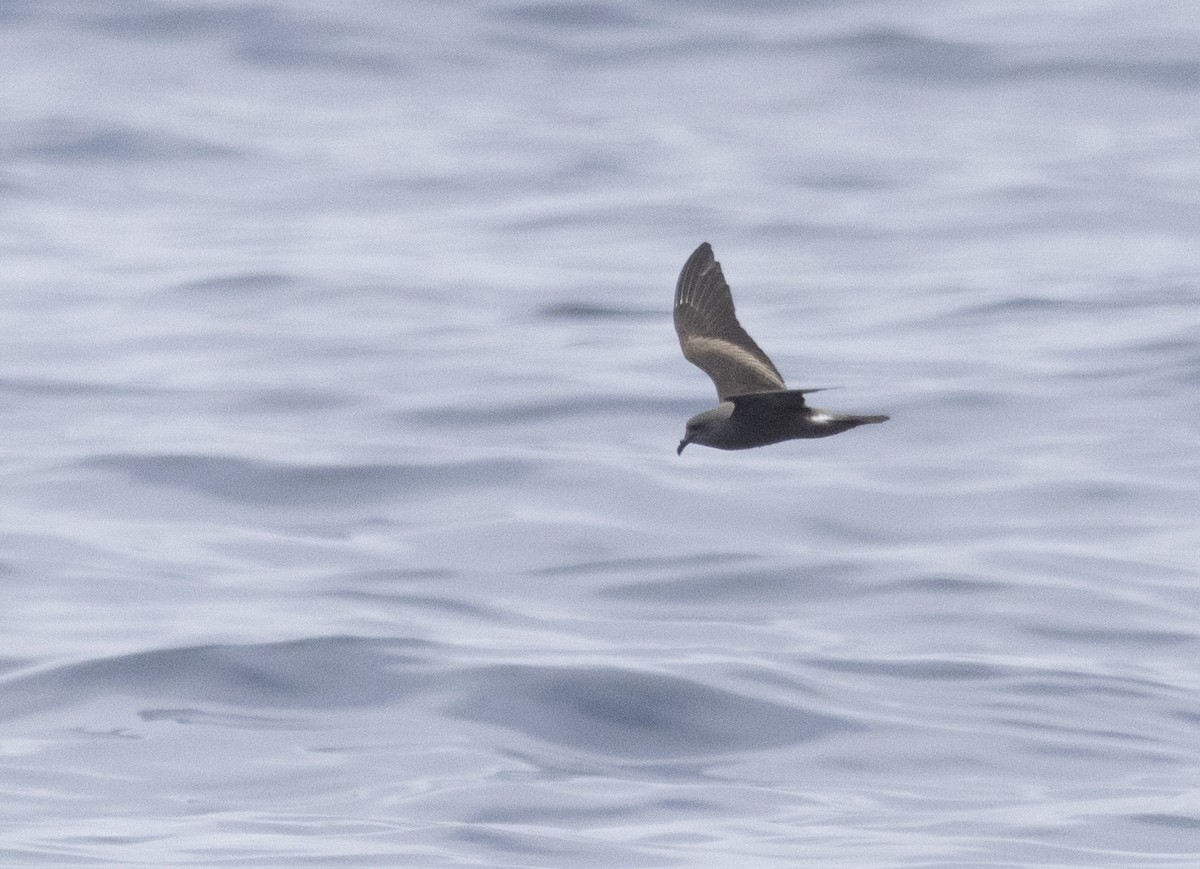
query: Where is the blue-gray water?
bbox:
[3,2,1200,866]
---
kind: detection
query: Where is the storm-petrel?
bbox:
[674,242,888,454]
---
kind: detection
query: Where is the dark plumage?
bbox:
[674,242,888,454]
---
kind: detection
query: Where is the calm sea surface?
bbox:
[3,2,1199,866]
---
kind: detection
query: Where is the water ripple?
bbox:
[450,665,859,759]
[83,453,531,506]
[0,636,428,721]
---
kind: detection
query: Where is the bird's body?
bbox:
[674,243,887,454]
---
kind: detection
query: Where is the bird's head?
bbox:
[677,403,734,455]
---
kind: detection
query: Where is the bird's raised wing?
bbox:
[673,242,786,400]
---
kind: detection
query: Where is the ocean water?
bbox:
[3,1,1200,866]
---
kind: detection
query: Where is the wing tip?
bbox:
[677,242,714,307]
[683,242,714,272]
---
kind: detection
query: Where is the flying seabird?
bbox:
[674,242,888,455]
